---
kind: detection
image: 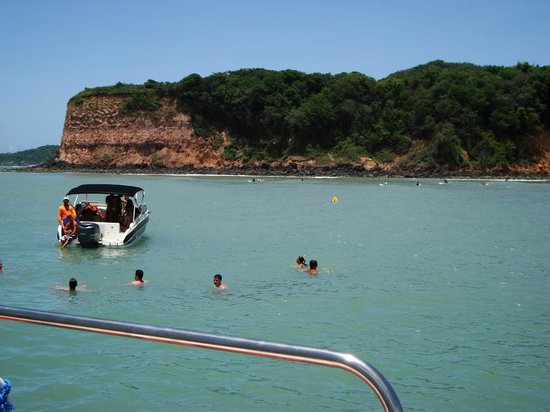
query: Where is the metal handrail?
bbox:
[0,305,402,411]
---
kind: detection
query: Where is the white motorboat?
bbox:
[57,184,150,248]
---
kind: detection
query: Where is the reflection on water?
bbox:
[56,245,126,261]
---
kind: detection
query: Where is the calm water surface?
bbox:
[0,172,549,411]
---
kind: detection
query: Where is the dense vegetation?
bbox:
[0,145,59,166]
[75,61,550,170]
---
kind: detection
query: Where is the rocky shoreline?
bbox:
[10,160,548,180]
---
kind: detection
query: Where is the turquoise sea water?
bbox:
[0,172,549,411]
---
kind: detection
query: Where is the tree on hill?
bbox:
[71,61,550,170]
[0,145,59,166]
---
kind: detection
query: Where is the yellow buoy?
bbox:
[332,196,339,203]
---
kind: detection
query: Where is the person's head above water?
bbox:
[69,277,77,291]
[213,274,227,289]
[309,260,318,270]
[135,269,144,282]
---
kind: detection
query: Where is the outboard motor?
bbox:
[78,222,100,248]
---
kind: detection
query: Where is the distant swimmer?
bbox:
[131,269,147,286]
[69,277,77,291]
[296,256,308,270]
[53,277,79,292]
[0,259,3,272]
[306,260,318,275]
[213,274,227,289]
[416,181,421,186]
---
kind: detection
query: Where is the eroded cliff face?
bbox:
[56,94,228,168]
[55,94,549,176]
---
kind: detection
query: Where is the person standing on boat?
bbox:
[105,194,123,223]
[120,199,136,231]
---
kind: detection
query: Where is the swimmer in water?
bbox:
[213,274,227,289]
[306,260,318,275]
[296,256,308,270]
[53,277,79,292]
[131,269,147,286]
[69,277,77,291]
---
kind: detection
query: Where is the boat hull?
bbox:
[58,213,150,248]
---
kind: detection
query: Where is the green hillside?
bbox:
[74,61,549,170]
[0,145,59,166]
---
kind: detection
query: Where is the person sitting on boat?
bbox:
[75,202,83,219]
[104,194,114,222]
[121,194,129,212]
[60,214,78,248]
[119,199,132,230]
[58,196,78,224]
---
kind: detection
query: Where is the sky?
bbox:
[1,0,549,153]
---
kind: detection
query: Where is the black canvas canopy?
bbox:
[66,184,144,197]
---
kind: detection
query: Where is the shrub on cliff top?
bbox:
[119,93,162,114]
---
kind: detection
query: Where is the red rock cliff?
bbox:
[55,94,549,176]
[56,94,229,168]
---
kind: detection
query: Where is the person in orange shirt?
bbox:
[58,197,77,224]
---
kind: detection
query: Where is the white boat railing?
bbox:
[0,305,402,411]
